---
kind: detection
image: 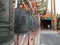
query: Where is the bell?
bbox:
[0,0,14,44]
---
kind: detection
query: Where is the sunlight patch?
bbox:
[41,44,46,45]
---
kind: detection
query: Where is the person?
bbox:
[48,24,50,29]
[14,3,26,45]
[24,3,28,11]
[14,3,25,34]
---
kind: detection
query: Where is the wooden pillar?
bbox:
[51,0,53,29]
[53,0,57,30]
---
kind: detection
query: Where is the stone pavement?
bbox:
[41,30,58,34]
[41,30,60,45]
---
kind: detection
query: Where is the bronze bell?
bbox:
[0,0,14,44]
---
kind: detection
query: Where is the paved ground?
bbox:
[41,30,60,45]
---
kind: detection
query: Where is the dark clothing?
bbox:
[14,8,29,33]
[14,8,28,34]
[14,8,39,34]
